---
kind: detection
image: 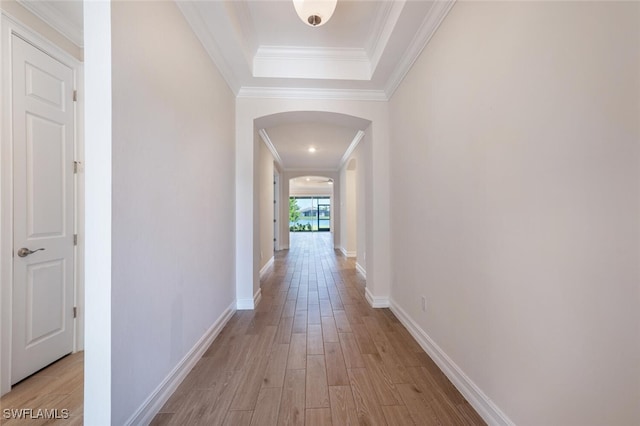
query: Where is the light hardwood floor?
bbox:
[0,352,83,425]
[152,233,485,426]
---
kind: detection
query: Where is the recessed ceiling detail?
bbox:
[253,46,370,80]
[18,0,456,101]
[176,0,456,100]
[18,0,455,173]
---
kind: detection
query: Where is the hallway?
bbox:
[151,233,484,425]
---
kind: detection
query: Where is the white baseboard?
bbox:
[339,247,356,258]
[124,301,236,426]
[389,299,515,426]
[236,288,262,310]
[355,262,366,278]
[254,288,262,308]
[364,287,390,308]
[259,256,274,279]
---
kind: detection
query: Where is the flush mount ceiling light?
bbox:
[293,0,337,27]
[308,147,317,153]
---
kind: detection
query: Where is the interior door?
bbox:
[11,35,75,384]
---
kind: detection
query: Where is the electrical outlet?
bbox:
[421,296,426,312]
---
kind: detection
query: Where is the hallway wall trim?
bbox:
[339,248,357,258]
[364,287,389,308]
[389,299,515,426]
[259,256,274,279]
[356,262,366,279]
[237,288,263,310]
[123,301,236,426]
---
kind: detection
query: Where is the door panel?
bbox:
[11,35,75,385]
[27,114,65,237]
[26,260,66,346]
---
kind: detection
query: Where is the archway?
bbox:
[236,103,391,311]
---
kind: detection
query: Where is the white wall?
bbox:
[389,2,640,425]
[290,184,333,197]
[83,2,111,422]
[355,131,370,277]
[259,138,274,272]
[339,158,357,258]
[110,2,235,423]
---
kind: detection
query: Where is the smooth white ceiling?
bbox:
[266,123,358,170]
[176,0,453,97]
[248,1,380,48]
[23,0,454,170]
[257,111,369,170]
[290,176,334,194]
[20,0,454,98]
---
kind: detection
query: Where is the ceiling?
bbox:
[16,0,83,47]
[19,0,455,101]
[266,122,358,170]
[290,176,334,195]
[255,111,368,171]
[17,0,454,170]
[177,0,454,99]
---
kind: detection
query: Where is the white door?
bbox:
[11,35,75,384]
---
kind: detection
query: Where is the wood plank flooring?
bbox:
[153,233,485,426]
[0,352,83,425]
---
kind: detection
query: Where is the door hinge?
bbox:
[273,219,276,223]
[73,307,77,318]
[73,234,78,246]
[273,238,276,242]
[73,90,77,102]
[273,200,276,204]
[73,161,79,174]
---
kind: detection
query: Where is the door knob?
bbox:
[17,247,45,257]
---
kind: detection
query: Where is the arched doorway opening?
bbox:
[236,106,392,311]
[289,176,334,232]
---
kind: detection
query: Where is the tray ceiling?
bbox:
[18,0,455,101]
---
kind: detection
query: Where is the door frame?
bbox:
[0,12,84,396]
[274,171,279,251]
[317,202,331,232]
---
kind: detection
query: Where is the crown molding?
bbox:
[16,0,83,47]
[254,46,370,80]
[179,0,454,102]
[176,1,241,95]
[365,0,405,73]
[258,129,283,169]
[227,1,258,68]
[365,1,395,57]
[256,46,369,62]
[384,0,456,99]
[237,86,388,102]
[340,130,365,169]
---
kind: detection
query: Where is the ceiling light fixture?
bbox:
[293,0,337,27]
[308,147,317,153]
